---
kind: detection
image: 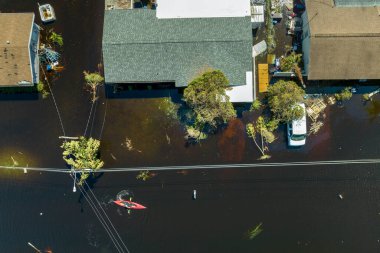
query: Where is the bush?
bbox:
[49,31,63,47]
[250,100,262,111]
[158,97,179,120]
[37,82,44,92]
[363,93,370,101]
[335,87,352,101]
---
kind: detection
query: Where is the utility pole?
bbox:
[27,242,41,253]
[58,136,79,140]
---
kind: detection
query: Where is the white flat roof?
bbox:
[156,0,251,19]
[226,71,253,103]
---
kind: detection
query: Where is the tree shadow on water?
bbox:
[77,172,105,212]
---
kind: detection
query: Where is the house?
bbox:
[301,0,380,81]
[102,0,254,102]
[0,13,40,87]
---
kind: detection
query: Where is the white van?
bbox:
[287,103,307,146]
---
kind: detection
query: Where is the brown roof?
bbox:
[0,13,34,86]
[305,0,380,80]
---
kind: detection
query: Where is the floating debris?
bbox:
[306,98,326,122]
[166,133,171,145]
[309,121,324,135]
[247,223,263,240]
[327,96,336,105]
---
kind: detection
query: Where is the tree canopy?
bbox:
[267,80,305,123]
[61,137,104,184]
[83,71,104,102]
[183,70,236,129]
[280,52,302,72]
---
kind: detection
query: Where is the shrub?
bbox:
[335,87,352,101]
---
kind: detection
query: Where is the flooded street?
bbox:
[0,0,380,252]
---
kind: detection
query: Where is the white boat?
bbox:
[38,3,56,23]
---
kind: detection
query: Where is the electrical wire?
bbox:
[71,174,126,253]
[41,67,66,136]
[3,158,380,174]
[83,180,130,253]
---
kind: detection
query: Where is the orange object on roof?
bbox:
[258,64,269,92]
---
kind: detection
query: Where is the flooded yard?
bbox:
[1,0,380,252]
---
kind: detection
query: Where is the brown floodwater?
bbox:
[1,0,380,252]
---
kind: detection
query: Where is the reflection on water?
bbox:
[0,148,38,178]
[366,99,380,120]
[116,189,134,200]
[217,119,246,162]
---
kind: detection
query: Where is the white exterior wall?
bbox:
[301,11,310,77]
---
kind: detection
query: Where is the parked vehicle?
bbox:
[287,103,307,146]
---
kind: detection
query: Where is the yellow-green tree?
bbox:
[61,137,104,184]
[246,117,276,160]
[83,71,104,102]
[49,30,63,47]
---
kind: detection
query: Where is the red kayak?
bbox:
[114,200,147,210]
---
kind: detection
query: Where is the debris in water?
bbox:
[338,194,343,199]
[166,133,171,145]
[10,156,19,167]
[40,212,43,216]
[122,137,134,151]
[309,121,324,135]
[110,153,117,160]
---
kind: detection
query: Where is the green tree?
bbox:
[183,70,236,130]
[49,31,63,47]
[61,137,104,184]
[83,71,104,102]
[267,80,305,123]
[280,52,302,72]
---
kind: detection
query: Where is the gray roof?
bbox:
[102,9,252,86]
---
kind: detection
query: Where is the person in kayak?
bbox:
[123,201,136,208]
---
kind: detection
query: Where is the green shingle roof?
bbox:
[102,9,252,86]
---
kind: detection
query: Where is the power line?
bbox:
[72,174,127,253]
[41,67,66,136]
[4,158,380,174]
[83,99,96,137]
[83,180,130,253]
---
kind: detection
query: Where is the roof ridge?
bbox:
[104,40,251,45]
